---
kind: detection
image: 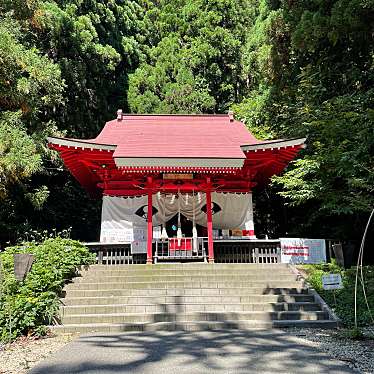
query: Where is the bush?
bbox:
[0,238,95,342]
[302,262,374,327]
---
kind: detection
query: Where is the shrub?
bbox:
[0,238,95,342]
[302,262,374,327]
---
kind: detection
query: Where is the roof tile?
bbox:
[93,114,258,159]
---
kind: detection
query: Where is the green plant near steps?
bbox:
[0,237,95,342]
[302,262,374,328]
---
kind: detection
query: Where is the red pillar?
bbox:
[206,188,214,263]
[147,185,153,264]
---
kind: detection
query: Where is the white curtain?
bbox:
[100,193,252,242]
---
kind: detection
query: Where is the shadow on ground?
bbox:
[29,328,354,374]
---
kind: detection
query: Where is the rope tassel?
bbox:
[160,193,168,240]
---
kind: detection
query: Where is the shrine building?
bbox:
[48,112,305,264]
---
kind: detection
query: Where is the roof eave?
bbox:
[114,157,245,169]
[47,136,117,151]
[240,137,306,151]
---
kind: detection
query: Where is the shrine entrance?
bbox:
[164,214,206,239]
[155,207,208,262]
[154,237,208,262]
[48,112,305,264]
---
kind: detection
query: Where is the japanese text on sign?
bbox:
[280,238,326,264]
[322,274,343,290]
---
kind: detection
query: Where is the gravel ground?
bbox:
[0,333,78,374]
[287,327,374,374]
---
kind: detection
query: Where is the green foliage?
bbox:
[337,327,366,340]
[35,0,146,136]
[235,0,374,238]
[0,0,145,244]
[272,92,374,216]
[128,0,254,113]
[303,263,374,327]
[0,15,63,203]
[0,112,42,199]
[0,0,373,245]
[0,16,64,113]
[0,237,95,342]
[123,0,371,241]
[231,89,275,140]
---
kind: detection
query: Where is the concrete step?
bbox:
[60,302,322,315]
[61,294,315,306]
[85,264,290,270]
[63,280,303,291]
[73,274,299,283]
[55,264,336,334]
[80,268,292,277]
[51,319,338,333]
[60,311,329,324]
[62,287,309,298]
[79,268,295,274]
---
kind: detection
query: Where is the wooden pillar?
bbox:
[206,187,214,263]
[147,178,153,264]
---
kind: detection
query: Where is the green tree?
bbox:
[1,0,373,246]
[0,1,146,244]
[0,15,63,203]
[35,0,146,136]
[128,0,254,113]
[236,0,374,239]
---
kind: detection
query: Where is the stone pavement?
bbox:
[29,329,355,374]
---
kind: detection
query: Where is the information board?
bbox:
[131,240,147,254]
[100,228,134,243]
[101,225,147,243]
[322,274,343,290]
[280,238,326,264]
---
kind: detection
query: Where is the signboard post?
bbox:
[322,273,343,306]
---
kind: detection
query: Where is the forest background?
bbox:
[0,0,373,259]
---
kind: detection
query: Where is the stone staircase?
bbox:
[53,263,337,333]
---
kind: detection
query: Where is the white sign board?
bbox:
[322,274,343,290]
[131,240,147,254]
[101,225,147,244]
[133,227,147,241]
[153,226,161,240]
[100,228,134,243]
[280,238,326,264]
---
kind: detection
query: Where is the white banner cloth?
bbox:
[100,193,252,243]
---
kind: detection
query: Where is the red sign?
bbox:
[280,238,326,264]
[282,245,309,256]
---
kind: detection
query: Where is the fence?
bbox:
[85,243,146,265]
[214,240,281,263]
[86,239,344,265]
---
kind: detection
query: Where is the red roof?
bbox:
[94,114,257,160]
[47,113,306,196]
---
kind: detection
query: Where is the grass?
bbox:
[300,262,374,328]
